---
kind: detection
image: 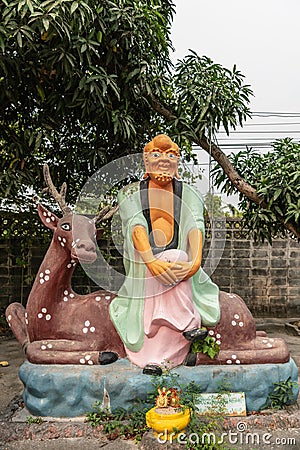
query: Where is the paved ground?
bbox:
[0,321,299,449]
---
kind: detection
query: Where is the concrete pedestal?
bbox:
[19,358,299,417]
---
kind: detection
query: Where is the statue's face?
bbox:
[143,149,179,185]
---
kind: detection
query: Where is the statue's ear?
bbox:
[175,169,181,180]
[37,203,59,230]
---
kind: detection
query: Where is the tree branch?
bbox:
[150,93,300,239]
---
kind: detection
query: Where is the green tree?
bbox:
[204,193,224,218]
[212,138,300,242]
[0,0,175,208]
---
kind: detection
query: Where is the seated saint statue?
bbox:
[109,134,220,374]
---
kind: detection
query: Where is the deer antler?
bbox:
[43,164,72,215]
[94,205,119,224]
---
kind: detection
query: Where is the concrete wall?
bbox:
[1,219,299,317]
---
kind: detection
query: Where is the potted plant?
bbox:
[146,386,191,440]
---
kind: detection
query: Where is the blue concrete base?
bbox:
[19,358,299,417]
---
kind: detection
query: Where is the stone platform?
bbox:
[19,358,299,417]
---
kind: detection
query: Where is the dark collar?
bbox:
[139,178,182,254]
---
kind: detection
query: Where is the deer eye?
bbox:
[61,223,71,231]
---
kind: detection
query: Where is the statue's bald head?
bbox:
[144,134,180,157]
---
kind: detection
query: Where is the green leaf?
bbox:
[42,17,50,31]
[71,1,78,14]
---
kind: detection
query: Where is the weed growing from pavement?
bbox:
[261,377,299,410]
[26,416,44,424]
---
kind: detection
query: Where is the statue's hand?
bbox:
[172,261,200,281]
[146,259,182,285]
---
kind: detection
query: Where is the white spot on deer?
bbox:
[62,238,66,243]
[58,236,62,241]
[76,238,80,243]
[44,275,50,281]
[42,308,47,313]
[40,273,44,278]
[47,212,51,217]
[61,242,65,247]
[67,264,72,269]
[25,312,28,318]
[88,360,93,365]
[105,295,111,300]
[234,314,240,319]
[7,315,12,322]
[51,216,55,221]
[216,333,221,339]
[45,314,52,321]
[239,322,244,327]
[79,358,85,364]
[25,319,29,325]
[41,345,47,350]
[208,330,214,336]
[40,278,45,284]
[46,218,51,223]
[90,326,95,333]
[236,360,241,364]
[70,293,74,298]
[232,354,237,360]
[43,212,47,216]
[95,296,101,302]
[216,340,221,345]
[38,313,43,319]
[47,344,53,349]
[231,320,237,326]
[85,355,91,361]
[82,327,88,334]
[85,320,90,327]
[45,269,50,274]
[267,343,273,348]
[64,290,68,295]
[226,360,232,365]
[71,241,76,247]
[63,297,68,302]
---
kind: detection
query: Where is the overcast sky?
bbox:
[171,0,300,113]
[170,0,300,203]
[172,0,300,151]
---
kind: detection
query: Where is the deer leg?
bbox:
[6,303,29,351]
[26,340,120,365]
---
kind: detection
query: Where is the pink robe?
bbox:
[126,249,201,368]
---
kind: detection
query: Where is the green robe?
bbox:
[109,180,220,352]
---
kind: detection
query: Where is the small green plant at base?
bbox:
[261,377,298,410]
[26,416,44,424]
[191,331,221,359]
[86,371,229,449]
[86,404,149,442]
[185,414,228,450]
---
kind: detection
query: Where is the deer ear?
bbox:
[96,228,104,240]
[38,203,59,230]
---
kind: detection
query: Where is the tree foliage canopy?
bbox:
[213,138,300,242]
[0,0,174,207]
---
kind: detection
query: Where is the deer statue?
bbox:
[5,164,125,365]
[6,165,290,367]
